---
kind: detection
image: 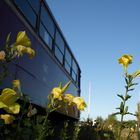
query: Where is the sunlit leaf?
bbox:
[59,83,62,89]
[62,81,71,93]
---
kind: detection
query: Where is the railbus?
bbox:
[0,0,81,120]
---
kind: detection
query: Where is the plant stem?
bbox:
[37,113,49,140]
[118,81,129,140]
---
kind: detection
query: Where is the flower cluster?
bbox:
[0,82,20,124]
[118,54,140,78]
[0,31,87,139]
[0,31,35,62]
[49,81,86,111]
[118,54,133,70]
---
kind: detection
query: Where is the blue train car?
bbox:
[0,0,81,119]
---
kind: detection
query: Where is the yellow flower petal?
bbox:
[51,87,63,100]
[0,114,15,124]
[0,88,19,105]
[131,70,140,79]
[0,88,20,114]
[0,102,7,108]
[118,54,133,69]
[26,47,35,59]
[4,103,20,114]
[73,97,87,111]
[16,31,31,47]
[0,51,5,61]
[63,94,74,105]
[13,79,21,89]
[15,45,26,56]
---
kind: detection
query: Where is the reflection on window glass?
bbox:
[72,60,77,74]
[55,46,63,64]
[28,0,40,13]
[39,23,52,49]
[65,48,71,65]
[72,70,77,82]
[41,5,55,37]
[65,62,71,74]
[15,0,36,27]
[55,30,64,53]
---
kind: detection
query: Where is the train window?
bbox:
[55,45,63,64]
[72,70,77,82]
[72,60,77,73]
[65,48,71,74]
[65,48,71,65]
[41,5,55,37]
[72,60,78,82]
[14,0,36,27]
[65,62,71,74]
[39,23,53,49]
[55,30,64,54]
[28,0,40,14]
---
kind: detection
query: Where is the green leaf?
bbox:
[59,82,62,89]
[62,81,71,93]
[128,88,134,91]
[6,33,11,50]
[124,106,128,114]
[126,112,136,116]
[117,94,124,101]
[113,112,120,116]
[125,77,129,85]
[116,107,120,110]
[128,75,133,83]
[125,94,131,101]
[120,102,124,114]
[129,83,138,87]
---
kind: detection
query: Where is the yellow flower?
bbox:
[0,51,6,61]
[72,97,87,111]
[12,79,20,89]
[16,31,31,47]
[50,82,71,101]
[0,88,20,114]
[51,87,63,100]
[0,114,15,124]
[16,45,26,56]
[118,54,133,69]
[26,47,35,59]
[63,94,74,105]
[131,70,140,79]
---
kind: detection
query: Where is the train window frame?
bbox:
[54,45,64,64]
[14,0,37,28]
[40,4,55,38]
[39,22,53,49]
[28,0,40,14]
[55,30,65,54]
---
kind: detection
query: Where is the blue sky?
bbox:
[47,0,140,120]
